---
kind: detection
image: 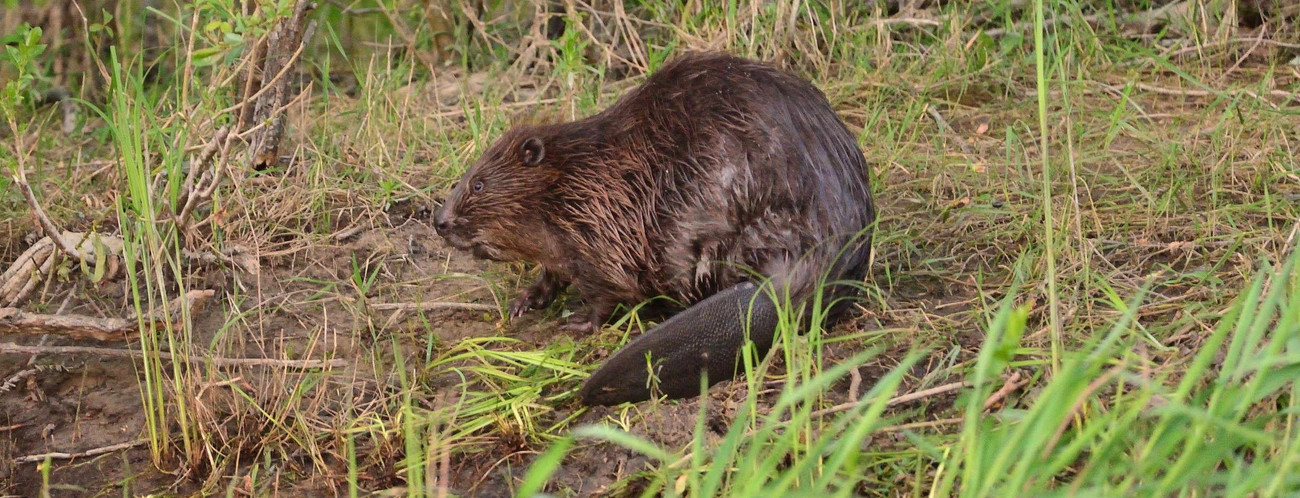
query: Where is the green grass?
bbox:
[3,0,1299,496]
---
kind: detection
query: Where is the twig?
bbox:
[1131,82,1293,107]
[0,343,347,369]
[869,17,942,28]
[878,417,965,433]
[982,0,1190,37]
[331,223,366,242]
[14,439,147,464]
[12,168,84,261]
[176,126,231,230]
[1222,25,1267,81]
[375,0,438,74]
[983,370,1027,410]
[430,97,562,120]
[925,103,974,156]
[1165,35,1300,58]
[847,367,862,401]
[371,302,498,312]
[809,380,971,419]
[0,364,75,393]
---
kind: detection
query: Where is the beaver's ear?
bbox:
[520,137,545,166]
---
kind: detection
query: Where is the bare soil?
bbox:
[0,168,983,496]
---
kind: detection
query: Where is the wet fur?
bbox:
[435,51,877,397]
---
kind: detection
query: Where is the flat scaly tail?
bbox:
[576,281,781,406]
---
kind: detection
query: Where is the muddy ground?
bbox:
[0,161,988,496]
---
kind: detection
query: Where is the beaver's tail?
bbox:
[576,280,781,406]
[577,229,874,406]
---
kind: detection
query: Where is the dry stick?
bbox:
[878,417,966,433]
[12,167,84,262]
[983,0,1189,37]
[179,126,231,201]
[1103,82,1295,108]
[0,308,136,342]
[376,0,438,74]
[14,439,147,464]
[0,343,347,369]
[331,223,366,242]
[1223,26,1267,82]
[1165,36,1300,58]
[808,380,972,419]
[983,370,1027,410]
[370,302,497,312]
[847,367,863,401]
[431,97,563,120]
[869,16,942,28]
[176,126,231,230]
[925,103,974,156]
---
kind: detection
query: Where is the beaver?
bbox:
[433,51,877,406]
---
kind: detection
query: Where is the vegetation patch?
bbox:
[1,0,1298,496]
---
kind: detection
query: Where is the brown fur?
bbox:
[434,51,877,335]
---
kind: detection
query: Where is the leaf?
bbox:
[91,235,108,283]
[204,20,232,33]
[191,46,225,67]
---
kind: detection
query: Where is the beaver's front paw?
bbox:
[509,291,549,319]
[509,270,566,320]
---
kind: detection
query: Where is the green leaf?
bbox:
[191,46,225,67]
[91,235,108,283]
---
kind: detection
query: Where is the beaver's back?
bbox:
[551,52,875,307]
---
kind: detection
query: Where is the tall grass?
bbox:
[518,235,1300,496]
[9,0,1299,495]
[98,47,198,466]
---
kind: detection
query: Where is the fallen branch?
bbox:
[0,343,347,369]
[14,439,147,464]
[0,289,215,341]
[0,231,123,306]
[0,309,134,342]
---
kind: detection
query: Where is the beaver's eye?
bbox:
[473,181,484,192]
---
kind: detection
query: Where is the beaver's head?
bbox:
[433,126,561,262]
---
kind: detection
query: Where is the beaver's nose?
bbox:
[433,205,453,235]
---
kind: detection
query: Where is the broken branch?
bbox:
[0,343,347,369]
